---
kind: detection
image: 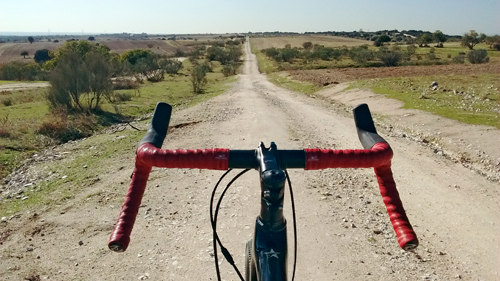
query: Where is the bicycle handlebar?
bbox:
[108,102,418,253]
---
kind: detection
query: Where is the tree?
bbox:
[28,36,34,44]
[88,36,95,41]
[433,30,447,47]
[417,34,432,47]
[34,49,52,64]
[461,30,483,50]
[302,41,313,50]
[21,51,29,59]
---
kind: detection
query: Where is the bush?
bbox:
[492,43,500,51]
[191,64,208,94]
[1,98,13,106]
[37,111,93,143]
[222,62,239,77]
[452,55,465,64]
[112,79,140,90]
[378,50,403,66]
[349,46,374,64]
[467,49,489,64]
[161,58,183,74]
[0,61,43,81]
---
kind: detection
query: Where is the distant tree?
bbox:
[302,41,313,50]
[21,51,29,59]
[461,30,483,50]
[28,36,34,44]
[88,36,95,41]
[34,49,52,64]
[433,30,447,47]
[417,34,432,47]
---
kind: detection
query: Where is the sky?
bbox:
[1,0,499,36]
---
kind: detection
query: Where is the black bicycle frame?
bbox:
[250,142,291,281]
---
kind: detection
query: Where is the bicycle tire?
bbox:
[245,239,257,281]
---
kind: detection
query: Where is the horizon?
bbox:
[1,0,499,36]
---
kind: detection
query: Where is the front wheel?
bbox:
[245,239,257,281]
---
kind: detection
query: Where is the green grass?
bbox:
[0,81,17,85]
[0,59,236,179]
[0,127,145,216]
[267,72,318,95]
[350,74,500,128]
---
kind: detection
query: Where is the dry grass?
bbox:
[250,35,369,50]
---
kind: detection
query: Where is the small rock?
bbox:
[373,230,382,234]
[27,247,34,252]
[79,241,84,246]
[351,223,357,228]
[1,217,7,222]
[439,251,446,255]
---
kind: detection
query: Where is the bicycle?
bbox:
[108,101,418,281]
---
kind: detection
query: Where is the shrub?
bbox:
[452,55,465,64]
[222,62,239,77]
[349,46,374,64]
[492,43,500,51]
[161,58,183,74]
[112,79,140,90]
[1,98,13,106]
[113,92,133,102]
[174,49,186,57]
[37,111,93,143]
[0,114,10,138]
[467,49,489,64]
[0,61,43,81]
[191,64,208,94]
[378,50,403,66]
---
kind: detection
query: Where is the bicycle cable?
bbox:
[210,169,297,281]
[210,169,250,281]
[285,170,297,281]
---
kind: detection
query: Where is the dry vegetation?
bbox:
[250,35,369,49]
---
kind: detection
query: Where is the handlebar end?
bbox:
[108,241,126,253]
[353,104,387,149]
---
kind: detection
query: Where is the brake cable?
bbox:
[210,169,250,281]
[210,169,297,281]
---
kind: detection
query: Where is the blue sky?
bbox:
[1,0,498,35]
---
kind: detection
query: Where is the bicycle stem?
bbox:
[257,142,287,230]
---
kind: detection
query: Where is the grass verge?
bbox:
[350,74,500,128]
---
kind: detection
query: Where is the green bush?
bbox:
[1,98,13,106]
[349,46,374,64]
[378,50,403,66]
[191,64,208,94]
[467,49,489,64]
[452,55,465,64]
[0,61,44,81]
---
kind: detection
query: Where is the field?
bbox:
[0,34,226,63]
[250,35,369,49]
[0,59,236,179]
[248,36,500,128]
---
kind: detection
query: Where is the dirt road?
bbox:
[1,40,498,280]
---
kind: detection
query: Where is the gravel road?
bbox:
[0,40,498,280]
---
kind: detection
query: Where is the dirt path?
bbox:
[0,82,50,91]
[1,40,499,280]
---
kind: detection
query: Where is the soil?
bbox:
[0,40,499,280]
